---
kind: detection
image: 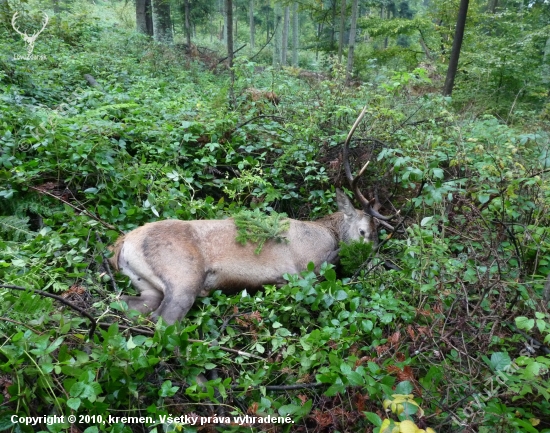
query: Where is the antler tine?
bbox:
[343,105,394,222]
[40,12,49,32]
[11,12,24,36]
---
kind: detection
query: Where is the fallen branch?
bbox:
[218,43,247,64]
[249,20,280,62]
[30,186,121,233]
[0,284,97,339]
[231,382,326,391]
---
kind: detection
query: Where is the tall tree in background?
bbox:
[152,0,172,42]
[292,2,299,66]
[226,0,234,102]
[543,36,550,88]
[338,0,347,63]
[222,0,227,43]
[249,0,255,50]
[346,0,358,81]
[282,6,290,65]
[443,0,469,96]
[184,0,192,48]
[136,0,154,36]
[273,3,282,66]
[487,0,498,13]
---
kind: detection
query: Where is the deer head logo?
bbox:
[11,12,49,56]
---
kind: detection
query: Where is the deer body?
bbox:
[110,190,378,324]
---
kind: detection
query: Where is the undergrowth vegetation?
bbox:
[1,3,550,433]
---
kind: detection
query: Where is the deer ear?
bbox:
[336,189,355,218]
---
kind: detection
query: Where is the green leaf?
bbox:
[488,352,512,371]
[347,371,365,386]
[334,290,348,301]
[515,317,535,331]
[363,412,382,427]
[420,216,433,226]
[340,363,352,375]
[67,397,81,410]
[395,381,414,394]
[478,193,491,204]
[0,412,16,431]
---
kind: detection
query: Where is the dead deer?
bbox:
[109,108,393,324]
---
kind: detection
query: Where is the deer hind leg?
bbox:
[150,274,204,325]
[121,276,164,314]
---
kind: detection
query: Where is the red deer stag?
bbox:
[109,108,392,324]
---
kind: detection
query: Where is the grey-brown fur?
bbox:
[109,189,378,324]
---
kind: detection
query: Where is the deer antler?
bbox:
[343,105,395,228]
[11,11,49,55]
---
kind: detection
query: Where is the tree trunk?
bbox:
[282,6,290,65]
[136,0,153,36]
[330,0,337,50]
[487,0,498,13]
[384,7,389,49]
[346,0,358,82]
[184,0,191,48]
[222,0,227,43]
[152,0,172,42]
[338,0,347,63]
[249,0,255,50]
[226,0,234,103]
[136,0,147,34]
[443,0,469,96]
[273,3,282,67]
[316,22,322,60]
[542,36,550,86]
[146,0,154,36]
[419,34,433,60]
[292,2,299,67]
[53,0,60,14]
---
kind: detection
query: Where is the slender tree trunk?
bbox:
[487,0,498,13]
[443,0,469,96]
[419,33,433,60]
[273,3,282,67]
[542,36,550,86]
[53,0,60,14]
[384,7,389,49]
[330,0,337,50]
[292,2,299,67]
[226,0,234,103]
[249,0,255,50]
[152,0,172,42]
[316,22,322,60]
[282,6,290,65]
[266,7,270,41]
[338,0,347,63]
[222,0,227,43]
[145,0,154,35]
[346,0,358,82]
[184,0,191,48]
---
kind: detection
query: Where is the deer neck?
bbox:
[315,212,346,242]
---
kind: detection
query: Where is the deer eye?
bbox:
[359,229,366,236]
